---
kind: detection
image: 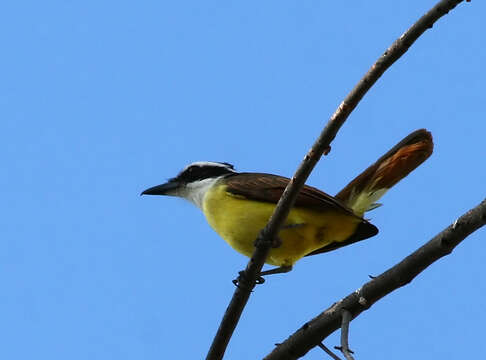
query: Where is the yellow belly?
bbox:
[202,184,361,266]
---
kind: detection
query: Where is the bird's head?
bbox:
[141,161,237,208]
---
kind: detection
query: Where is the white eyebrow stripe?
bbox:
[182,161,236,172]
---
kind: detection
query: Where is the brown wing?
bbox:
[225,172,379,256]
[224,172,357,217]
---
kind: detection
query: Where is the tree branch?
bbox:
[264,198,486,359]
[206,1,467,359]
[336,310,355,360]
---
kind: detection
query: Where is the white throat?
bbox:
[177,177,222,209]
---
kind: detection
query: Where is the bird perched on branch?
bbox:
[142,129,433,276]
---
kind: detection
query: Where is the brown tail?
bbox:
[335,129,433,216]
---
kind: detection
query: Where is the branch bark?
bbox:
[264,198,486,359]
[206,1,467,359]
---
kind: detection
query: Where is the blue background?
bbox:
[2,1,485,359]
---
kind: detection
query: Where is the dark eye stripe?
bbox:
[177,164,236,182]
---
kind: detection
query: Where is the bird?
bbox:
[141,129,433,276]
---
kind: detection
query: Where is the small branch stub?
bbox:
[335,310,355,360]
[319,343,342,360]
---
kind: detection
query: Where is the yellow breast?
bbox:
[202,183,361,266]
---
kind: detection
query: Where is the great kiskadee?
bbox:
[142,129,433,275]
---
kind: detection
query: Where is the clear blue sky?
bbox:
[2,1,485,359]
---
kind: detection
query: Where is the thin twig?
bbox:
[264,198,486,359]
[319,343,342,360]
[337,310,355,360]
[206,0,467,359]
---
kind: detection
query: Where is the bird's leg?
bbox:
[243,226,298,285]
[259,265,293,277]
[232,265,293,286]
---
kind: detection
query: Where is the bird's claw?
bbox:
[232,271,265,287]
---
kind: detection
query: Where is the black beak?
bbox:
[141,181,180,196]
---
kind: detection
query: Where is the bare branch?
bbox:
[264,198,486,359]
[319,343,342,360]
[206,1,467,358]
